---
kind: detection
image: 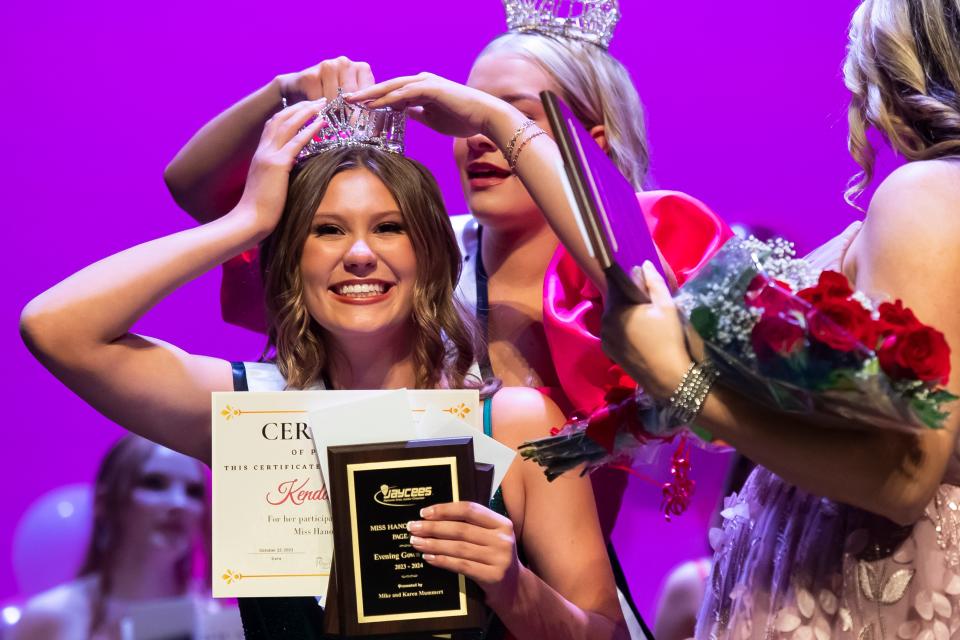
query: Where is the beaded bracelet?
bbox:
[663,360,720,428]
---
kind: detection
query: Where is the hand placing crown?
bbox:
[296,89,406,163]
[503,0,621,49]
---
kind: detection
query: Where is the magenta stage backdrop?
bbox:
[4,0,886,623]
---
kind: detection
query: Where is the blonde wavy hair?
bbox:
[844,0,960,202]
[260,147,482,391]
[481,32,650,190]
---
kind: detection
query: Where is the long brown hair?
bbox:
[78,434,210,634]
[844,0,960,201]
[260,146,480,390]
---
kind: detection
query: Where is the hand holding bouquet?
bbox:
[520,235,956,515]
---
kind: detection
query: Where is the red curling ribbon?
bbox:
[660,435,696,521]
[611,438,697,521]
[608,465,665,489]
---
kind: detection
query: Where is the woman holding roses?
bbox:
[600,0,960,637]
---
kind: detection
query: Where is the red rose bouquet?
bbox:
[520,236,956,510]
[683,237,954,431]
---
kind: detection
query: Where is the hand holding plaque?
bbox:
[326,438,487,637]
[407,498,519,609]
[211,389,488,601]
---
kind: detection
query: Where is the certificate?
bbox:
[326,439,486,636]
[211,389,479,599]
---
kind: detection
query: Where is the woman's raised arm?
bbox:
[21,100,326,463]
[165,58,375,221]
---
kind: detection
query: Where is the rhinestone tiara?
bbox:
[297,90,406,163]
[503,0,621,49]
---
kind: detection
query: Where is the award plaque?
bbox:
[326,438,486,637]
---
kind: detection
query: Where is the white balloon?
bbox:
[12,484,92,596]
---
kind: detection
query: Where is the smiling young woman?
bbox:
[20,98,628,639]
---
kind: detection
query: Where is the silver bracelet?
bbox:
[664,360,719,428]
[503,119,536,165]
[509,129,546,170]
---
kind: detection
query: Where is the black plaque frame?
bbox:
[326,438,486,637]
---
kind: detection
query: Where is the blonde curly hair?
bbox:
[844,0,960,202]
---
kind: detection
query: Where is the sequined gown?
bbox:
[697,222,960,640]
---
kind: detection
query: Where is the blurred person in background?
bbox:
[12,435,215,640]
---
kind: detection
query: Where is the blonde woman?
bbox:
[596,0,960,636]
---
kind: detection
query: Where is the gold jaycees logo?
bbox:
[374,484,433,507]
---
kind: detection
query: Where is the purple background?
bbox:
[4,0,887,624]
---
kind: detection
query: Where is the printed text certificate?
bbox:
[211,389,479,599]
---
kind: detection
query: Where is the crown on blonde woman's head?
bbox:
[297,90,406,163]
[503,0,620,49]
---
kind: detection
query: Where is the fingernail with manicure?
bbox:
[409,535,423,545]
[420,507,434,518]
[406,521,422,532]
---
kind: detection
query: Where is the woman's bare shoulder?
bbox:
[857,160,960,277]
[868,159,960,231]
[851,158,960,330]
[489,387,566,450]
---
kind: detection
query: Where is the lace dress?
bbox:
[696,222,960,640]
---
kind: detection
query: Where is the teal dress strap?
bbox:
[482,396,493,437]
[483,398,508,518]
